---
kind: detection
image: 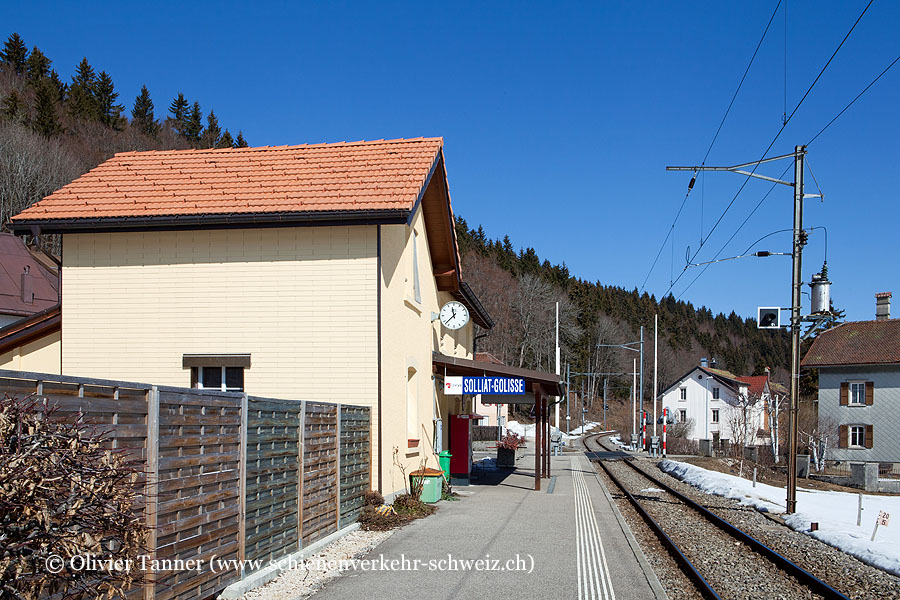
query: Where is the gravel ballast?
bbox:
[600,457,825,600]
[591,436,900,599]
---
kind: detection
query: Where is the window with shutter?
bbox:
[840,382,849,406]
[839,425,848,448]
[866,382,874,406]
[865,424,874,449]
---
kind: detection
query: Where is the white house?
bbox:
[659,359,779,446]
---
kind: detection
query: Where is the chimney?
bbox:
[700,357,708,368]
[876,292,892,320]
[20,266,34,305]
[710,357,718,368]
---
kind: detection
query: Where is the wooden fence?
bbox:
[0,370,371,600]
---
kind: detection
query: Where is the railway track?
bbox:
[583,433,851,600]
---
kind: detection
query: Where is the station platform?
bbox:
[316,445,665,600]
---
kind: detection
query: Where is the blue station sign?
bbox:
[463,377,526,395]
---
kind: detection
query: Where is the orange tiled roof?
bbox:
[11,138,444,225]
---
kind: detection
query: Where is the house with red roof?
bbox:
[8,137,533,496]
[659,358,785,448]
[0,232,61,372]
[802,292,900,464]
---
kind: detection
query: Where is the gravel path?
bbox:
[624,454,900,600]
[600,457,824,600]
[241,529,394,600]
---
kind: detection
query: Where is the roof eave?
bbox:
[9,209,411,235]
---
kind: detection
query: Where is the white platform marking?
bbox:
[573,457,616,600]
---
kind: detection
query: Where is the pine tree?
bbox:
[200,110,221,148]
[131,85,159,137]
[218,129,233,149]
[235,131,248,148]
[48,70,66,102]
[26,46,50,81]
[183,101,203,144]
[168,92,188,135]
[0,33,28,75]
[1,91,23,121]
[67,58,99,120]
[94,71,124,128]
[32,79,62,137]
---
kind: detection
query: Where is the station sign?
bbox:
[443,376,526,396]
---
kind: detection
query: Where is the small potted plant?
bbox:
[497,431,525,468]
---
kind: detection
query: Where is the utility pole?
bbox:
[787,145,806,514]
[639,326,644,430]
[667,145,815,514]
[555,302,560,430]
[565,363,571,434]
[603,378,608,431]
[653,314,658,437]
[632,359,637,444]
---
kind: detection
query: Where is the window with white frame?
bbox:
[680,388,687,400]
[407,367,418,439]
[711,409,719,423]
[194,366,244,392]
[849,425,866,447]
[679,409,687,423]
[849,382,866,406]
[712,387,720,400]
[184,354,250,392]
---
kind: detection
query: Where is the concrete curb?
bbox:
[218,523,360,599]
[579,449,669,600]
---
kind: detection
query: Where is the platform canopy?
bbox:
[432,352,563,398]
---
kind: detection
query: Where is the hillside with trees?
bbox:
[0,31,792,409]
[0,32,248,235]
[456,217,792,407]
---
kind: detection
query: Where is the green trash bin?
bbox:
[439,450,452,482]
[411,469,443,504]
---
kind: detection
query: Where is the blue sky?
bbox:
[3,1,899,322]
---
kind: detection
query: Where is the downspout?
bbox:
[376,225,383,492]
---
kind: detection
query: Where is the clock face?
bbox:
[439,301,470,330]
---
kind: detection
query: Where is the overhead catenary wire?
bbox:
[662,0,873,300]
[638,0,783,293]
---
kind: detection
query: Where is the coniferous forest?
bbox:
[1,31,793,404]
[0,32,249,230]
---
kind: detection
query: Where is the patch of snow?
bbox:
[659,459,900,576]
[640,487,665,493]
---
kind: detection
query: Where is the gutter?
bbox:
[10,209,410,235]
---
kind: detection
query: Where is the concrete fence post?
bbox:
[144,386,159,600]
[238,393,248,576]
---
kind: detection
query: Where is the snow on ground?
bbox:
[660,459,900,576]
[505,419,600,439]
[505,420,536,438]
[564,421,601,437]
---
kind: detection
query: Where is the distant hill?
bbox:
[0,32,248,234]
[0,32,791,402]
[455,217,792,401]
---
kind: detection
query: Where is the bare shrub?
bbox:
[0,395,147,599]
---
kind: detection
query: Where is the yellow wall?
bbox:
[378,207,475,496]
[62,226,378,398]
[0,330,61,373]
[61,217,474,497]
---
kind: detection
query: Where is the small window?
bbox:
[711,409,719,423]
[412,231,421,304]
[680,388,687,401]
[679,409,687,422]
[194,366,244,392]
[849,382,866,406]
[850,425,866,448]
[712,387,720,400]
